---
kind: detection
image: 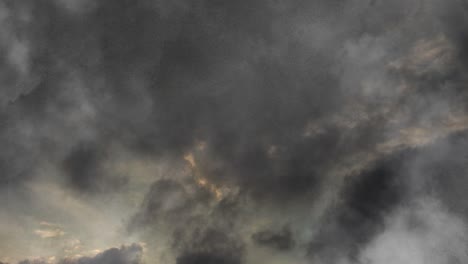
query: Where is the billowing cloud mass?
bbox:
[18,244,143,264]
[1,0,468,263]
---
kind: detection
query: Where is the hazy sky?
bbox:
[2,0,468,263]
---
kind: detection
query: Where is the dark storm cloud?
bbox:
[308,150,410,262]
[3,0,468,263]
[58,244,143,264]
[252,225,295,251]
[129,177,245,262]
[175,228,244,264]
[307,129,468,263]
[400,130,468,218]
[175,232,243,264]
[61,141,128,193]
[18,244,143,264]
[129,179,195,229]
[18,260,47,264]
[0,0,447,195]
[176,252,240,264]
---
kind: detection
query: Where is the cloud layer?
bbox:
[1,0,468,263]
[18,244,143,264]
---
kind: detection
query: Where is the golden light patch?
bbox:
[196,177,207,186]
[195,176,224,200]
[184,152,224,200]
[34,229,65,239]
[388,35,454,76]
[34,222,65,239]
[378,114,468,153]
[183,153,196,168]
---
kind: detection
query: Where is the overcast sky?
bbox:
[1,0,468,263]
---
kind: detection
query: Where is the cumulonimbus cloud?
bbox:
[2,0,468,263]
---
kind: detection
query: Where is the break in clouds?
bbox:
[1,0,468,263]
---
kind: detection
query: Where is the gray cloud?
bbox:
[2,0,468,263]
[58,244,143,264]
[252,225,295,251]
[17,244,143,264]
[358,199,468,264]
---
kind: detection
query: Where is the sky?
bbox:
[1,0,468,263]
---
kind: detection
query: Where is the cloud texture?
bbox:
[1,0,468,263]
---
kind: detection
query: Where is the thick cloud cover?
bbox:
[1,0,468,263]
[17,244,143,264]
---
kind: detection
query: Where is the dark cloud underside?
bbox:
[1,0,468,263]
